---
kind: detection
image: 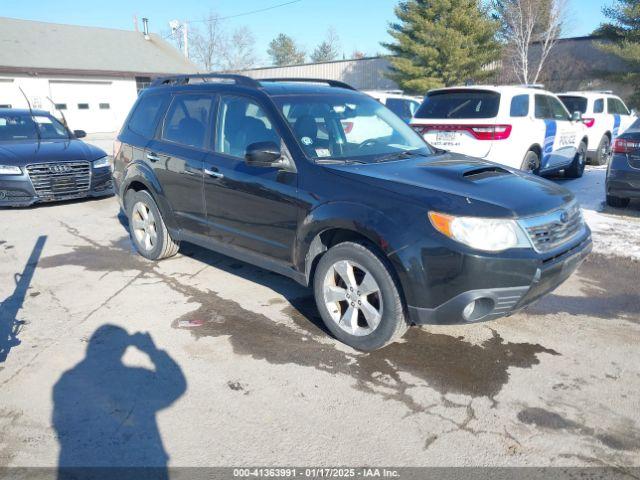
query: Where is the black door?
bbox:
[203,94,299,263]
[146,93,215,238]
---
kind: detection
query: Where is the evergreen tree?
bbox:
[382,0,501,93]
[267,34,306,66]
[595,0,640,107]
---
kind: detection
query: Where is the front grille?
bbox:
[26,161,91,199]
[520,202,585,253]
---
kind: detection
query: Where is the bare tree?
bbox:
[311,27,341,63]
[190,11,227,71]
[492,0,569,84]
[223,27,257,71]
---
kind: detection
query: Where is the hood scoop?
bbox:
[463,166,512,181]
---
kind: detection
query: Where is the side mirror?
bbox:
[631,109,637,117]
[245,141,281,167]
[571,111,583,122]
[73,130,87,139]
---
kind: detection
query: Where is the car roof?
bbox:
[0,108,51,115]
[426,85,555,96]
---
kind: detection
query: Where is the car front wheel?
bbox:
[594,135,612,166]
[565,141,587,178]
[313,241,409,351]
[125,189,179,260]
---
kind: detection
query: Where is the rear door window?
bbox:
[128,93,167,138]
[558,96,587,114]
[535,95,570,121]
[510,94,530,117]
[415,90,500,119]
[161,94,214,149]
[593,98,604,114]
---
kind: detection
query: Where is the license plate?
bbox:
[436,131,457,142]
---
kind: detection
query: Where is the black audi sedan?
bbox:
[607,118,640,208]
[0,108,113,207]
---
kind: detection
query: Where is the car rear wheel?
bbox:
[606,195,630,208]
[313,241,409,351]
[565,141,587,178]
[594,135,612,166]
[126,190,179,260]
[520,150,540,174]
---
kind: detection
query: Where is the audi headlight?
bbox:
[93,156,111,169]
[0,165,22,175]
[428,211,531,252]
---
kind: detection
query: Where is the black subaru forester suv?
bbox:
[113,74,592,351]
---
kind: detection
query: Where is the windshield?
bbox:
[415,90,500,119]
[559,96,588,114]
[274,94,431,162]
[0,112,70,142]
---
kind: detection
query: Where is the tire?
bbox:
[125,189,179,260]
[606,195,630,208]
[565,141,587,178]
[593,135,611,166]
[520,150,540,175]
[313,241,409,351]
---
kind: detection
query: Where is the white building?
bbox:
[0,17,198,134]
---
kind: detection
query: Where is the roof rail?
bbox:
[518,84,546,90]
[150,73,260,88]
[259,78,356,91]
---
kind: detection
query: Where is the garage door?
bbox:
[49,81,116,134]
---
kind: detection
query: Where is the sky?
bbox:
[1,0,612,66]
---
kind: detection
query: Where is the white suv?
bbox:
[558,91,637,165]
[363,90,422,123]
[410,86,589,178]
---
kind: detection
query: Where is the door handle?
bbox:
[146,152,160,162]
[204,168,224,179]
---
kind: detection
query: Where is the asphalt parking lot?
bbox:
[1,138,639,469]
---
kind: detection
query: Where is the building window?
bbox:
[135,76,152,93]
[99,103,111,110]
[78,103,89,110]
[0,104,11,108]
[55,104,67,110]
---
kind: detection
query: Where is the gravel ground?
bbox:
[0,145,639,472]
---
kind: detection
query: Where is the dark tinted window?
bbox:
[99,103,110,110]
[216,96,281,158]
[77,103,89,110]
[535,95,570,121]
[510,94,529,117]
[162,94,213,149]
[594,98,604,113]
[385,98,419,120]
[0,104,11,108]
[558,96,587,114]
[127,93,166,138]
[415,90,500,119]
[55,103,67,110]
[608,97,630,115]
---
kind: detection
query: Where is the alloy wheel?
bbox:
[322,260,383,336]
[131,201,158,252]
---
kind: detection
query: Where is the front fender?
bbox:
[120,162,178,232]
[294,201,411,286]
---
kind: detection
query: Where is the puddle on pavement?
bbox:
[518,407,640,452]
[525,253,640,322]
[39,231,561,410]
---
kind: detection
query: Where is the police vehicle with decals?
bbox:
[410,85,589,178]
[558,91,637,165]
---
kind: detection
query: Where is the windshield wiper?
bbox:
[315,158,365,165]
[375,149,430,163]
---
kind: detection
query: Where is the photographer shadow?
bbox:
[53,324,186,480]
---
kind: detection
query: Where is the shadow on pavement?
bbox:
[0,235,46,363]
[52,324,187,480]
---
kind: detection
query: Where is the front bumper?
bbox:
[0,167,113,207]
[393,229,592,326]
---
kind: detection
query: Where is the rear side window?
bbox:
[558,96,587,114]
[128,93,166,138]
[162,94,214,149]
[608,98,630,115]
[594,99,604,114]
[386,98,418,120]
[510,94,529,117]
[415,90,500,119]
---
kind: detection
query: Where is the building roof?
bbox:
[0,17,199,77]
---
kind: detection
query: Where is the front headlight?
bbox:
[93,156,111,169]
[0,165,22,175]
[428,211,532,252]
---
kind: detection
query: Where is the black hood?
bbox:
[0,139,107,167]
[326,152,575,218]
